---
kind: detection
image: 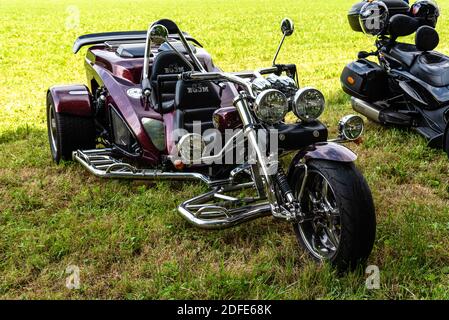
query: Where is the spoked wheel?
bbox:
[290,160,376,272]
[297,170,341,260]
[46,92,96,164]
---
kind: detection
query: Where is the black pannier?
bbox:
[341,59,389,102]
[348,0,410,33]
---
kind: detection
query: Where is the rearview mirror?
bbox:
[149,24,169,45]
[281,18,294,36]
[272,18,295,65]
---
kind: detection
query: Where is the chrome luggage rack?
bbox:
[73,149,271,229]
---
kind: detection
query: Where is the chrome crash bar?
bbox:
[178,184,271,229]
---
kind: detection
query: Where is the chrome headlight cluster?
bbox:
[251,77,272,95]
[293,87,325,121]
[253,89,289,125]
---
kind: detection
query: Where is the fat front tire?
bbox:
[46,93,95,164]
[290,160,376,272]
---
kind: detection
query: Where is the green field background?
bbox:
[1,0,449,299]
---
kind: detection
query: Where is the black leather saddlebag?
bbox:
[341,59,389,101]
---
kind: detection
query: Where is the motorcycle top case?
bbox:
[341,59,389,102]
[348,0,410,32]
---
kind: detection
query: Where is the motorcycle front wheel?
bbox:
[289,160,376,272]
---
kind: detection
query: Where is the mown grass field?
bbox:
[1,0,449,299]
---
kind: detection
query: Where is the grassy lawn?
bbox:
[1,0,449,299]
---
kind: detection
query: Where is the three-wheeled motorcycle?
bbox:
[47,18,376,270]
[342,0,449,153]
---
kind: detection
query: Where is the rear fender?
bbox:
[47,85,93,117]
[287,142,357,180]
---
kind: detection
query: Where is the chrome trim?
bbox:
[187,72,256,98]
[142,25,152,84]
[295,169,341,260]
[351,97,380,123]
[233,95,278,206]
[73,149,228,187]
[48,104,58,152]
[178,185,271,229]
[68,90,89,95]
[213,193,239,201]
[176,27,206,73]
[296,163,308,202]
[178,202,271,229]
[338,114,365,141]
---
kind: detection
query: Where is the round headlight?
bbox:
[254,89,288,125]
[338,115,364,141]
[293,87,325,121]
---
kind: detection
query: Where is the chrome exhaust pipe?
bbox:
[73,149,227,187]
[351,97,380,123]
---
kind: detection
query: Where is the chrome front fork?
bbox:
[233,94,300,221]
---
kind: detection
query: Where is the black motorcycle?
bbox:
[342,0,449,153]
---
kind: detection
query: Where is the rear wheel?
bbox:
[46,93,95,164]
[290,160,376,272]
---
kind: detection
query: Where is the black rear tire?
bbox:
[290,160,376,272]
[46,93,95,164]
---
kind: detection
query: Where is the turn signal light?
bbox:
[174,159,185,170]
[347,76,356,85]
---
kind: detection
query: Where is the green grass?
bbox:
[2,0,449,299]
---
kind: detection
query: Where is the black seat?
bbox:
[408,26,449,87]
[150,50,192,113]
[173,80,221,137]
[410,52,449,87]
[389,43,422,67]
[388,24,449,87]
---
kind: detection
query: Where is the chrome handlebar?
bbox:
[180,71,255,97]
[178,66,281,99]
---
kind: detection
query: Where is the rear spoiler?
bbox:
[72,31,203,54]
